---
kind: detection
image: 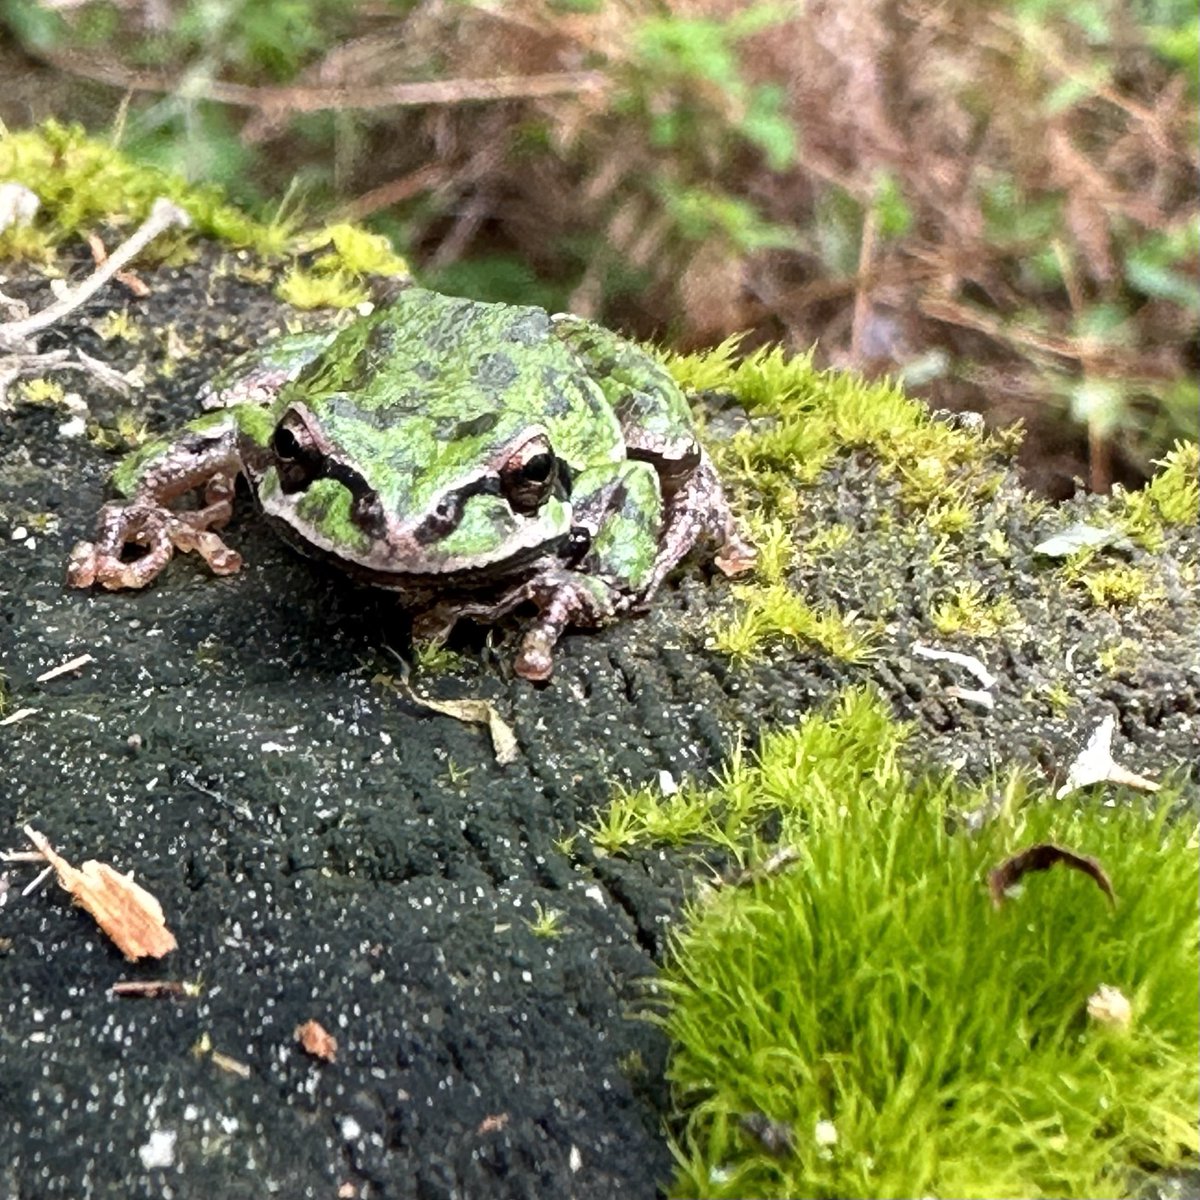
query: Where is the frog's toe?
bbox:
[168,525,242,576]
[66,541,100,589]
[514,630,555,681]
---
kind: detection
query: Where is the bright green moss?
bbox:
[0,119,286,255]
[930,580,1022,637]
[17,378,65,406]
[301,223,409,278]
[411,640,468,676]
[664,338,1004,521]
[275,266,370,310]
[1117,440,1199,551]
[591,688,1200,1199]
[0,123,411,298]
[664,337,1008,667]
[1076,563,1163,610]
[710,583,880,666]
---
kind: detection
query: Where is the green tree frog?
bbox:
[69,289,755,680]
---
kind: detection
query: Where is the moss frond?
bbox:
[1117,440,1199,550]
[710,583,879,665]
[275,266,369,310]
[930,580,1022,637]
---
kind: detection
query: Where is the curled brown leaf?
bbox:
[987,842,1114,909]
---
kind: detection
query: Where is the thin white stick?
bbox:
[0,198,191,351]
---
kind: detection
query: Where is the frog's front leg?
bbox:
[68,412,251,591]
[412,569,618,682]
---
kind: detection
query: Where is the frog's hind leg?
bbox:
[642,448,757,602]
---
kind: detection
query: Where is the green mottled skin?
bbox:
[77,287,751,679]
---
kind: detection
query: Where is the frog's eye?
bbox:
[272,418,326,493]
[501,435,558,515]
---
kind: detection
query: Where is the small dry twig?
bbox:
[111,979,195,998]
[0,198,190,352]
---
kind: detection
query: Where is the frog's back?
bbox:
[287,289,624,478]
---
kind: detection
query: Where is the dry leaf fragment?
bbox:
[406,692,519,764]
[1056,714,1161,798]
[988,842,1115,909]
[295,1019,338,1062]
[23,825,177,960]
[1087,983,1133,1030]
[85,231,151,297]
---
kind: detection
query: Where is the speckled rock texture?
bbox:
[1,244,1197,1199]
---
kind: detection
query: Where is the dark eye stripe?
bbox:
[412,477,502,545]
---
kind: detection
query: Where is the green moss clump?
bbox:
[663,338,1004,521]
[275,266,369,310]
[0,119,288,257]
[1075,562,1163,610]
[1117,440,1199,551]
[591,688,1200,1198]
[300,223,409,278]
[930,580,1022,637]
[710,583,879,666]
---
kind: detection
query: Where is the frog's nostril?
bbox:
[350,492,386,537]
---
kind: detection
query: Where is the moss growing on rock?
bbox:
[590,688,1200,1198]
[0,122,408,303]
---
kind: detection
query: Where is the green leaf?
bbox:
[872,171,913,239]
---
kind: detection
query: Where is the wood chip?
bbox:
[210,1050,252,1078]
[295,1018,338,1062]
[987,842,1115,909]
[23,825,177,960]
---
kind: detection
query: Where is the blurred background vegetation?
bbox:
[1,0,1196,496]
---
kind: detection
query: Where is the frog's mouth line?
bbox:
[264,513,567,595]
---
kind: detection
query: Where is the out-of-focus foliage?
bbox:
[1,0,1195,492]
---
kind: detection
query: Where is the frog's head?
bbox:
[253,397,575,583]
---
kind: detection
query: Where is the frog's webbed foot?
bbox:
[642,450,756,602]
[68,476,241,591]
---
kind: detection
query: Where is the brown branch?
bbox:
[36,48,607,114]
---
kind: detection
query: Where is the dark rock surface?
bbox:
[1,245,1197,1199]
